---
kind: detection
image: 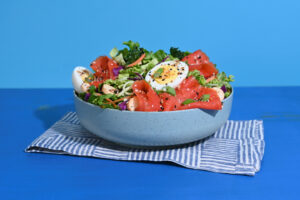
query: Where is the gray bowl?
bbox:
[74,90,233,147]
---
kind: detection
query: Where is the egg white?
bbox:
[145,61,189,90]
[72,66,92,93]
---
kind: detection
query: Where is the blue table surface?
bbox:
[1,87,300,200]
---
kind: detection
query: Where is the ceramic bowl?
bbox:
[74,90,233,147]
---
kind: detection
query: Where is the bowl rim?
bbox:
[74,87,234,114]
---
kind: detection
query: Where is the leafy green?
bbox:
[206,72,234,89]
[140,60,158,75]
[140,50,168,75]
[189,70,234,98]
[123,40,140,50]
[109,48,118,57]
[142,51,154,63]
[118,73,129,81]
[153,50,167,62]
[109,48,126,65]
[119,65,143,78]
[87,94,98,104]
[200,94,210,102]
[118,40,145,65]
[86,93,119,109]
[100,104,117,109]
[188,70,206,86]
[115,54,126,66]
[97,94,115,103]
[104,77,128,89]
[154,89,164,95]
[153,68,164,78]
[167,55,179,61]
[170,47,190,60]
[182,99,196,105]
[224,91,231,98]
[166,86,176,96]
[188,69,234,99]
[88,85,96,93]
[78,92,86,99]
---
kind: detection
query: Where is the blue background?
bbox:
[0,0,299,88]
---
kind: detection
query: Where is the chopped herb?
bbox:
[153,68,164,78]
[182,99,197,105]
[166,86,176,96]
[200,94,210,102]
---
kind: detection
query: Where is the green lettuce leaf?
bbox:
[153,49,167,62]
[188,70,206,86]
[119,65,143,78]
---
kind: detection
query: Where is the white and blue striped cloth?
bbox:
[25,112,265,175]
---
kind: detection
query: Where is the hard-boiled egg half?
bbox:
[72,66,92,93]
[145,61,189,90]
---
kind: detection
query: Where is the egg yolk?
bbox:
[153,65,178,84]
[78,70,90,82]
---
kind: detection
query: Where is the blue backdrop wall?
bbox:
[0,0,299,88]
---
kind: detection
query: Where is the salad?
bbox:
[72,41,234,112]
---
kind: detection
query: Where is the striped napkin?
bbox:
[25,112,265,175]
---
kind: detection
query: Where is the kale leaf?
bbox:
[170,47,190,60]
[118,40,145,65]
